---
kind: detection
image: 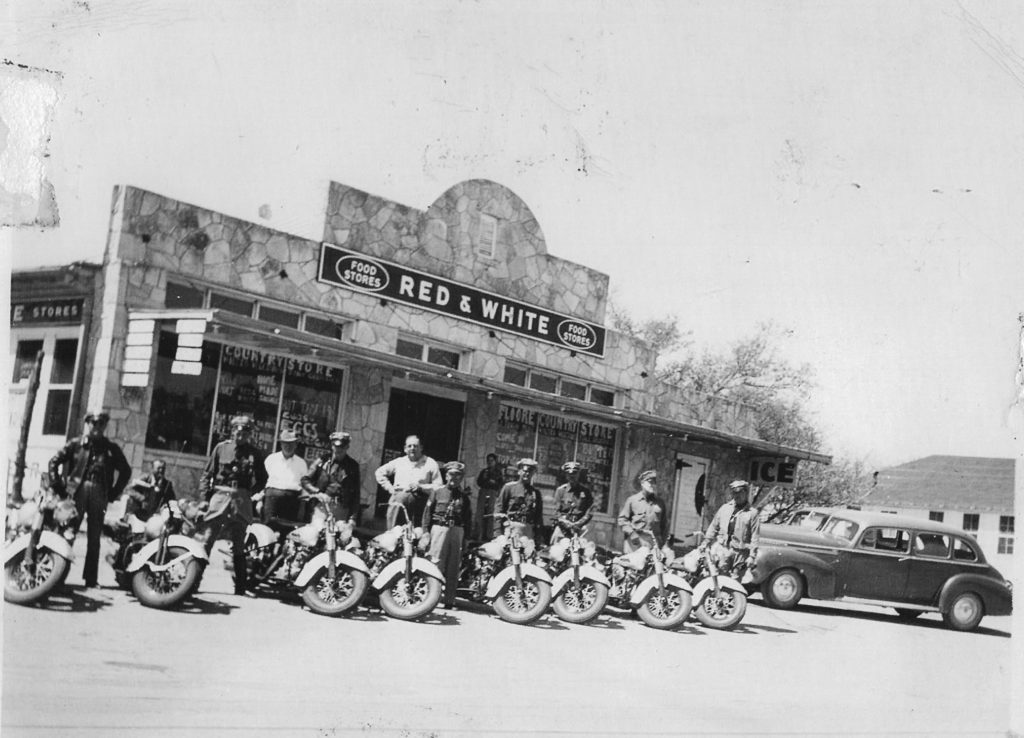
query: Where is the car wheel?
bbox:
[894,608,923,621]
[942,592,984,632]
[761,568,803,609]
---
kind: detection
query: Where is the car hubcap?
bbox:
[954,597,977,623]
[774,576,796,601]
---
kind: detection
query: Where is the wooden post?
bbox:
[12,350,45,504]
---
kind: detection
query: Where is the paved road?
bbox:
[2,541,1014,737]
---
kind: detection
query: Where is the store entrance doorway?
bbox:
[671,453,709,546]
[374,384,465,521]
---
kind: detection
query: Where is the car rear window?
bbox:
[952,537,979,562]
[913,532,950,559]
[859,527,910,553]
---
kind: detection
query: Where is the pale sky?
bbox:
[4,0,1022,469]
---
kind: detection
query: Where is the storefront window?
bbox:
[213,346,283,450]
[12,340,44,382]
[41,390,72,436]
[278,360,342,464]
[493,403,617,514]
[146,331,219,454]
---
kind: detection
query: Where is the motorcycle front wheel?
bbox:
[4,548,69,605]
[552,580,609,624]
[378,572,443,621]
[694,588,747,630]
[636,584,693,630]
[491,576,552,625]
[300,566,368,616]
[131,546,204,609]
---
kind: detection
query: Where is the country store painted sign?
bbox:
[318,243,606,357]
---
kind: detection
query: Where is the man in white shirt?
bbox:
[374,434,441,528]
[262,429,309,526]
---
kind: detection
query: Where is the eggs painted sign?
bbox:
[318,243,606,357]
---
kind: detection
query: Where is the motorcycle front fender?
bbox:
[484,562,552,600]
[628,572,692,607]
[552,565,610,595]
[293,549,371,588]
[126,535,209,572]
[245,522,279,549]
[3,531,75,565]
[692,575,746,604]
[372,556,445,590]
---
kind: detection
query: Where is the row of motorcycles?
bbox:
[4,485,749,630]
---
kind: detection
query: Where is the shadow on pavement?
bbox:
[751,599,1011,637]
[19,585,113,613]
[580,615,625,630]
[171,596,239,615]
[341,607,388,623]
[413,611,460,626]
[727,622,797,635]
[526,615,569,630]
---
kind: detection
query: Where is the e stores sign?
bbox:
[318,243,606,357]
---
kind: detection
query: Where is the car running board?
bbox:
[838,597,939,612]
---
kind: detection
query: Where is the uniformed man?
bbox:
[497,458,544,541]
[617,469,669,552]
[475,453,505,539]
[129,458,177,521]
[374,435,441,529]
[200,415,267,595]
[422,461,472,609]
[301,431,362,524]
[550,460,594,543]
[701,479,760,578]
[48,410,132,588]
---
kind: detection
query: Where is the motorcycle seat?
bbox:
[265,515,307,532]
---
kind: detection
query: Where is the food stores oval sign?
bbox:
[334,254,390,292]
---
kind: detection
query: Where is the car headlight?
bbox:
[1004,579,1013,592]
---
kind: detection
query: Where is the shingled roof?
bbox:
[863,456,1015,513]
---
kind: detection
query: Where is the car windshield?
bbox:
[821,517,859,542]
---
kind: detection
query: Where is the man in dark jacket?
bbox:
[497,458,544,541]
[200,415,267,595]
[422,461,472,609]
[550,460,594,543]
[129,459,177,521]
[301,431,362,524]
[48,410,131,588]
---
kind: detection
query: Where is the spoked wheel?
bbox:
[4,548,69,605]
[491,576,552,625]
[130,546,204,609]
[636,585,693,630]
[301,566,368,616]
[694,588,747,630]
[378,572,443,621]
[552,580,609,624]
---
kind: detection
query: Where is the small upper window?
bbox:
[529,372,558,394]
[998,537,1014,555]
[395,336,463,371]
[165,282,206,309]
[303,315,343,340]
[999,516,1015,534]
[962,513,980,532]
[589,387,615,407]
[210,292,254,317]
[928,511,944,523]
[478,214,497,258]
[258,305,300,329]
[503,365,527,386]
[560,380,587,401]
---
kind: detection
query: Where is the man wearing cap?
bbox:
[301,431,362,524]
[617,470,670,552]
[128,459,177,521]
[375,435,441,529]
[48,410,132,587]
[475,453,505,539]
[550,460,594,543]
[701,480,760,578]
[261,429,309,527]
[497,458,544,541]
[200,415,267,595]
[422,461,472,609]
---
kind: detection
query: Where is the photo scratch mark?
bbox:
[1,60,63,229]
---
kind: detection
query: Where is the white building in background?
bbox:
[859,456,1015,576]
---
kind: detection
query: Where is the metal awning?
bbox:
[130,308,832,466]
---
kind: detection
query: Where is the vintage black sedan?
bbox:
[750,510,1012,631]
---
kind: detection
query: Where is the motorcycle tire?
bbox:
[694,588,747,630]
[636,584,693,630]
[130,546,204,609]
[378,573,443,621]
[4,548,69,605]
[244,533,276,585]
[300,566,369,616]
[552,580,609,625]
[491,576,552,625]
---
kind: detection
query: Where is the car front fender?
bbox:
[752,543,840,598]
[552,565,610,595]
[371,557,445,590]
[628,573,693,606]
[938,573,1013,616]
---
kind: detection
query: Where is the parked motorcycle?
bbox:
[124,497,209,609]
[457,513,553,625]
[362,502,444,620]
[538,517,610,624]
[597,535,694,630]
[4,488,79,605]
[673,543,748,630]
[250,491,370,616]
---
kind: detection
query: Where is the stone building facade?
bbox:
[31,178,828,547]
